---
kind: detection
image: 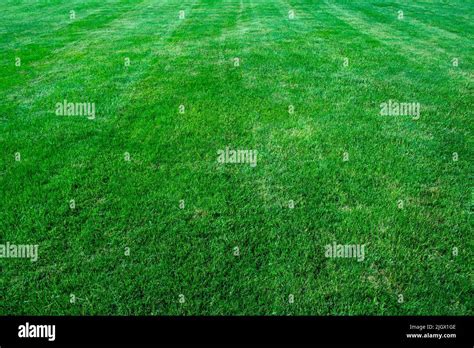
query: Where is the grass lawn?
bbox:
[0,0,472,315]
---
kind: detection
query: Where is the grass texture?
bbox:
[0,0,472,315]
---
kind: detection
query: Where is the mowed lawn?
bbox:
[0,0,472,315]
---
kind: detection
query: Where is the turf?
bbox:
[0,0,472,315]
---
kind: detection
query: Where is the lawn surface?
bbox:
[0,0,472,315]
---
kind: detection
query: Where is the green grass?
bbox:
[0,0,472,315]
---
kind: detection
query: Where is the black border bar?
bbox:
[0,316,472,346]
